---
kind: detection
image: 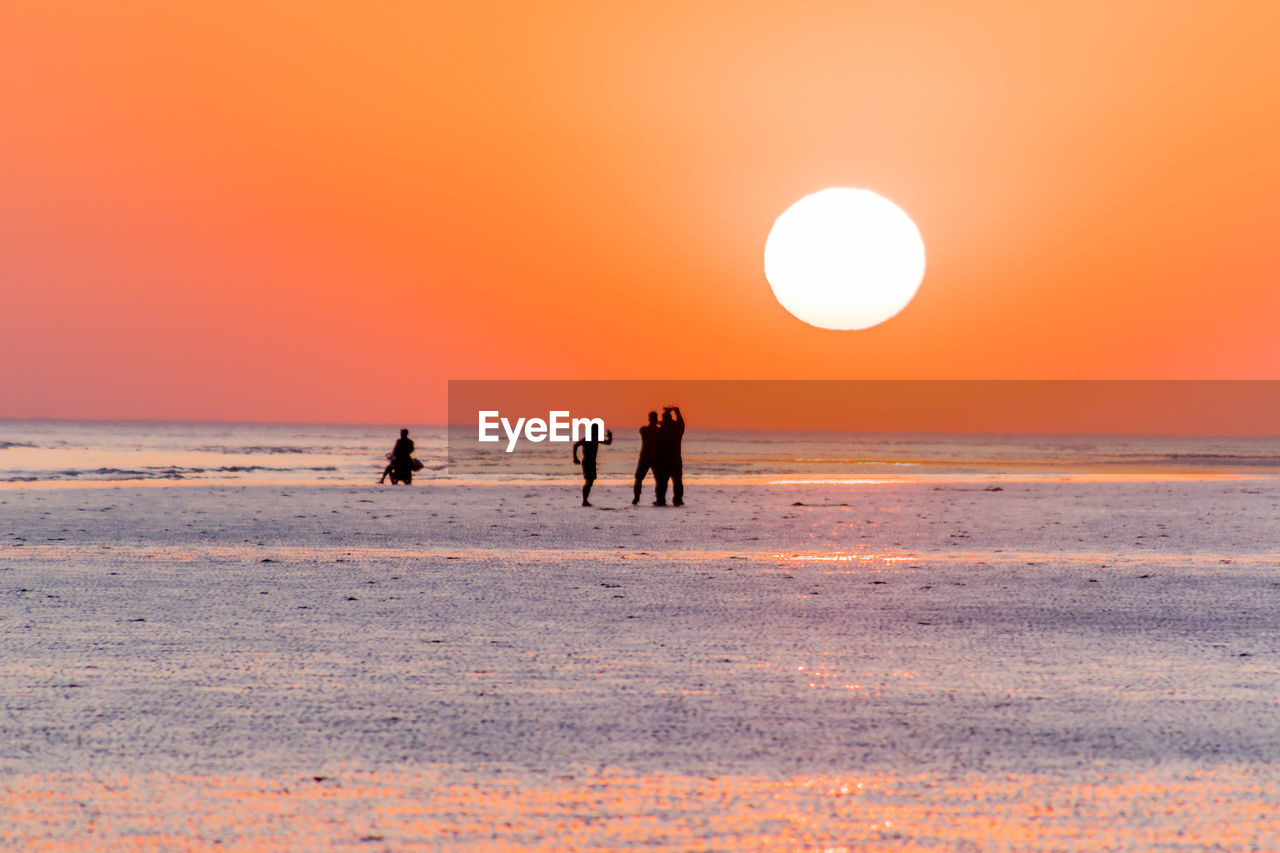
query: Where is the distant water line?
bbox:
[2,420,1279,487]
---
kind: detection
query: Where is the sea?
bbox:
[2,419,1279,486]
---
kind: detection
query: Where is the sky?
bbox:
[3,1,1280,425]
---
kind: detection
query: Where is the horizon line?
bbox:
[3,416,1280,440]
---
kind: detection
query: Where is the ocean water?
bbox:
[2,420,1279,486]
[0,421,445,486]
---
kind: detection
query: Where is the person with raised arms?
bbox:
[654,406,684,506]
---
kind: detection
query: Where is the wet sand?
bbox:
[3,480,1280,849]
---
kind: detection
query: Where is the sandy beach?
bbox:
[4,477,1280,849]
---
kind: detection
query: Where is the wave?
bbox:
[203,465,340,473]
[194,445,376,456]
[4,465,341,482]
[194,445,313,455]
[1163,453,1280,465]
[1095,453,1280,468]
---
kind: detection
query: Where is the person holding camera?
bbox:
[654,406,684,506]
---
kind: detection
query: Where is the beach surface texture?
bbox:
[4,470,1280,850]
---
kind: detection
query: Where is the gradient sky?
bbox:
[4,1,1280,423]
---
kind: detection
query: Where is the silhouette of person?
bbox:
[633,411,661,505]
[572,424,613,506]
[654,406,684,506]
[382,428,416,485]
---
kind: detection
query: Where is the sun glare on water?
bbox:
[764,188,926,330]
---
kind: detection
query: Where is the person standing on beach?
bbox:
[654,406,684,506]
[572,424,613,506]
[633,411,661,505]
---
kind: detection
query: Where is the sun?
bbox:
[764,188,926,330]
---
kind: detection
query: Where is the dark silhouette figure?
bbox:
[633,411,661,505]
[654,406,684,506]
[572,424,613,506]
[381,428,417,485]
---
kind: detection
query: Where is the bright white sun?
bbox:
[764,187,926,330]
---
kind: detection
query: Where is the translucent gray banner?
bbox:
[446,380,1280,480]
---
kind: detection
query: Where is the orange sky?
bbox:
[3,1,1280,424]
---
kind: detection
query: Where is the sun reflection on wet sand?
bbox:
[7,543,1278,572]
[4,766,1279,851]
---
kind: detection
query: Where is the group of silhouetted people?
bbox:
[381,409,685,503]
[573,406,684,507]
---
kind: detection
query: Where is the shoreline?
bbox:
[0,469,1265,491]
